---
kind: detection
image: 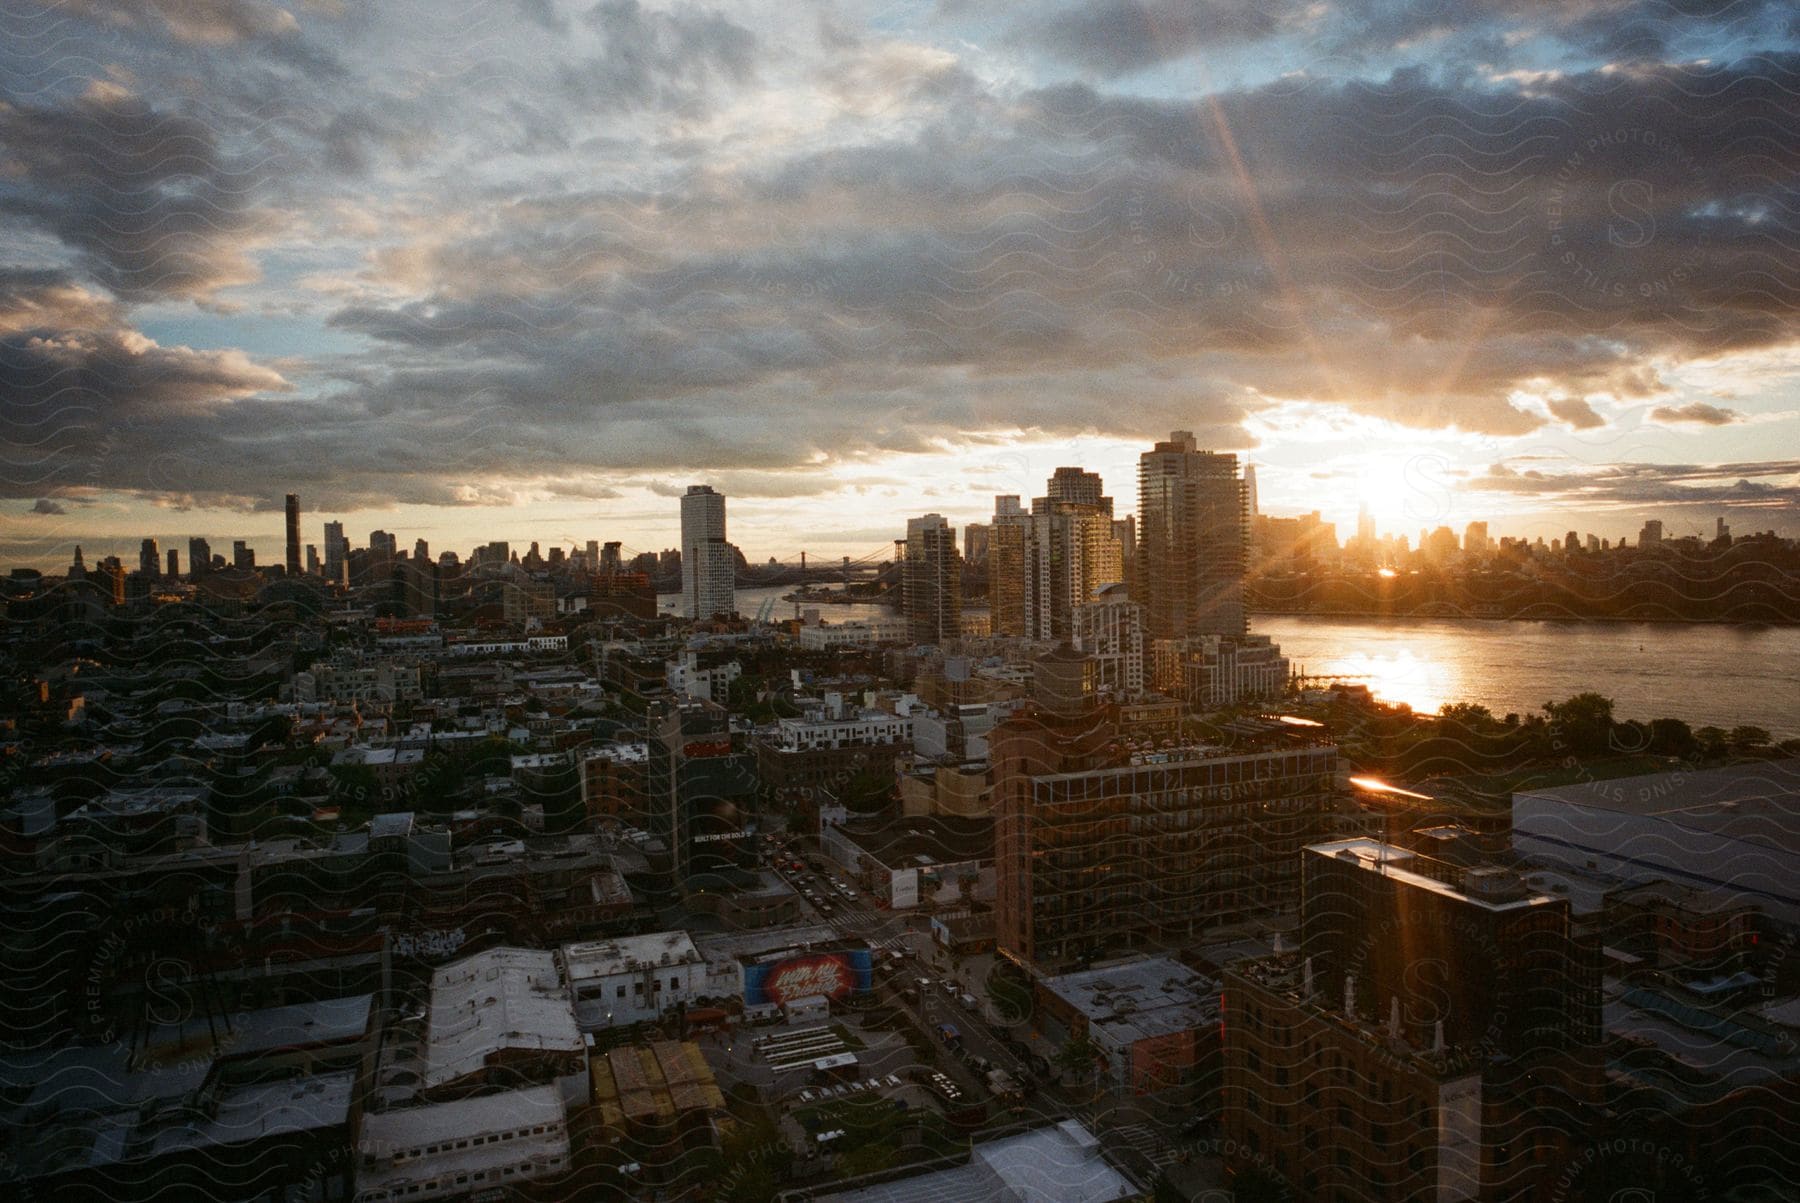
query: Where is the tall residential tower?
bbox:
[1137,431,1248,641]
[902,513,962,645]
[679,485,736,620]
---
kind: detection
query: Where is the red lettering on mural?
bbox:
[766,955,851,1003]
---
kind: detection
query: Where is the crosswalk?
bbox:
[1110,1123,1177,1173]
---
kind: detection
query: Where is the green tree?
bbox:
[1542,692,1615,757]
[1728,725,1771,750]
[1437,702,1493,728]
[1648,717,1697,759]
[1053,1034,1099,1080]
[986,963,1034,1024]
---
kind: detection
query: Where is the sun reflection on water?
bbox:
[1310,648,1456,715]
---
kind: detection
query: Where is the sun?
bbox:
[1352,453,1455,538]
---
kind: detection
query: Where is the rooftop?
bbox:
[563,930,701,981]
[827,814,995,868]
[1041,956,1220,1046]
[1227,954,1489,1078]
[147,1071,355,1159]
[424,948,582,1089]
[815,1119,1134,1203]
[582,741,649,765]
[590,1040,725,1129]
[1515,759,1800,853]
[370,812,415,840]
[691,923,851,966]
[1307,837,1555,914]
[359,1085,568,1191]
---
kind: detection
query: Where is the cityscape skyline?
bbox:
[4,5,1798,1202]
[4,7,1799,574]
[8,447,1790,577]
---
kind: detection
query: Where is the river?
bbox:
[664,588,1800,738]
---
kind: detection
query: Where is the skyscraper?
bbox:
[988,496,1029,637]
[679,485,736,620]
[961,521,990,565]
[284,493,301,576]
[139,538,160,579]
[166,549,178,578]
[188,536,211,578]
[232,540,254,570]
[94,557,126,605]
[323,521,348,584]
[1112,514,1136,597]
[902,513,961,645]
[368,530,398,564]
[1243,461,1259,517]
[1137,431,1248,641]
[1025,468,1123,642]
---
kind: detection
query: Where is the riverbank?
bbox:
[1250,604,1796,627]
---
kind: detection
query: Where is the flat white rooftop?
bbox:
[563,930,700,981]
[816,1119,1133,1203]
[359,1084,568,1193]
[424,948,581,1089]
[1307,837,1555,914]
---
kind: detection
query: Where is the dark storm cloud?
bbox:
[287,48,1800,493]
[0,270,288,417]
[0,89,267,300]
[0,269,292,504]
[557,0,759,115]
[4,2,1798,517]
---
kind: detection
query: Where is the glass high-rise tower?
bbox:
[1137,430,1247,641]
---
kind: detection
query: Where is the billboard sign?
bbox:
[743,949,874,1005]
[892,868,919,910]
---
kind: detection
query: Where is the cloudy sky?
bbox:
[3,0,1797,569]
